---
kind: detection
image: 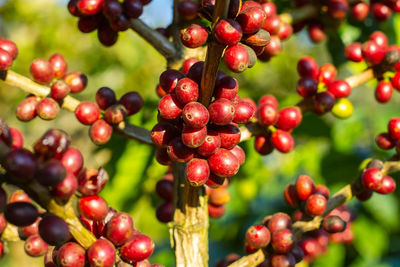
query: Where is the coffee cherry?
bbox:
[215,19,243,46]
[57,242,86,267]
[327,80,351,98]
[295,175,315,201]
[119,91,143,116]
[151,122,178,147]
[296,77,318,98]
[175,78,199,104]
[331,98,353,119]
[87,239,116,267]
[313,91,336,115]
[156,180,173,201]
[276,107,302,131]
[60,147,83,175]
[63,72,88,93]
[328,0,348,20]
[283,185,299,208]
[177,0,198,20]
[79,195,108,221]
[24,235,49,257]
[159,69,185,93]
[0,119,11,148]
[0,48,13,71]
[89,119,113,145]
[48,53,67,79]
[104,104,127,125]
[7,127,22,149]
[233,100,255,124]
[362,168,383,191]
[271,229,294,253]
[155,147,172,165]
[9,190,32,204]
[197,130,221,157]
[237,6,266,34]
[277,23,293,40]
[262,14,281,35]
[34,129,70,160]
[0,187,5,213]
[103,0,122,19]
[77,0,104,15]
[186,61,205,84]
[4,148,38,181]
[78,14,103,33]
[30,59,54,84]
[50,80,70,101]
[258,95,278,109]
[75,101,100,125]
[208,148,240,177]
[35,159,67,187]
[322,215,346,233]
[216,124,241,150]
[372,3,391,21]
[167,137,194,162]
[297,56,319,79]
[258,104,279,126]
[214,76,239,100]
[158,94,183,120]
[124,0,143,19]
[37,98,59,120]
[376,176,396,194]
[0,38,18,59]
[240,0,260,11]
[4,202,39,226]
[388,117,400,140]
[156,202,173,223]
[308,21,326,43]
[96,87,117,110]
[356,187,373,201]
[375,132,395,149]
[186,158,210,186]
[230,145,245,165]
[120,234,154,262]
[181,58,199,75]
[314,184,330,199]
[305,194,327,216]
[182,102,209,128]
[369,31,388,48]
[206,174,225,188]
[270,253,296,267]
[318,63,337,85]
[351,2,369,21]
[51,172,78,200]
[16,95,39,121]
[223,44,249,73]
[375,81,393,103]
[182,125,207,148]
[209,98,235,125]
[208,203,226,218]
[180,24,208,48]
[106,212,134,246]
[271,130,294,153]
[362,40,385,65]
[245,225,271,249]
[98,22,119,46]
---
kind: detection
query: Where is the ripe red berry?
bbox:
[362,168,383,191]
[96,87,117,110]
[391,71,400,90]
[270,254,296,267]
[388,117,400,140]
[276,107,302,131]
[177,0,198,20]
[158,94,183,120]
[79,195,108,221]
[24,235,49,257]
[237,6,266,34]
[375,81,393,103]
[214,76,239,100]
[181,125,207,148]
[151,122,178,147]
[262,14,281,35]
[305,194,327,216]
[369,31,388,48]
[103,104,126,125]
[372,3,392,21]
[89,119,113,145]
[75,101,100,125]
[233,99,255,124]
[208,148,240,177]
[351,2,369,21]
[271,229,294,253]
[318,63,337,85]
[257,104,278,126]
[271,130,294,153]
[229,145,245,165]
[245,225,271,249]
[327,80,351,98]
[56,242,86,267]
[258,94,278,109]
[362,40,386,65]
[297,56,319,79]
[215,19,243,46]
[0,48,13,71]
[51,172,78,200]
[0,38,18,59]
[106,212,134,246]
[175,78,199,104]
[186,158,210,186]
[295,175,315,201]
[16,95,39,121]
[308,21,326,43]
[267,212,292,233]
[375,132,395,149]
[48,53,67,79]
[197,130,221,157]
[376,175,396,194]
[209,98,235,125]
[167,137,194,162]
[314,184,330,199]
[283,184,299,208]
[119,91,143,116]
[345,42,363,62]
[77,0,104,15]
[322,215,346,233]
[120,234,154,262]
[30,58,54,84]
[224,44,249,73]
[50,80,70,101]
[216,124,241,150]
[37,98,59,120]
[9,127,23,149]
[63,72,88,93]
[327,0,348,20]
[182,102,209,128]
[180,24,208,48]
[87,239,116,267]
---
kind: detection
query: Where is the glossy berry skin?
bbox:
[375,81,393,103]
[257,104,279,126]
[96,87,117,110]
[322,215,346,233]
[362,168,383,191]
[156,179,173,201]
[182,102,209,128]
[180,24,208,48]
[372,3,392,21]
[75,101,100,125]
[63,72,87,93]
[103,0,122,20]
[216,124,241,150]
[159,69,185,93]
[197,130,221,157]
[61,147,83,175]
[106,212,134,246]
[4,148,37,182]
[327,80,351,98]
[16,95,39,121]
[233,100,255,124]
[24,235,49,257]
[295,175,315,201]
[158,94,183,120]
[318,63,337,85]
[392,72,400,90]
[78,14,103,33]
[223,44,249,73]
[267,213,292,233]
[151,122,178,147]
[77,0,104,15]
[308,22,326,43]
[388,117,400,140]
[175,78,199,104]
[78,195,108,221]
[181,125,207,148]
[314,184,330,199]
[57,242,86,267]
[209,98,235,125]
[4,202,39,226]
[276,107,302,131]
[119,92,143,116]
[375,133,395,149]
[305,194,327,216]
[177,0,198,20]
[214,76,239,100]
[369,31,388,48]
[258,95,278,109]
[271,130,294,153]
[376,176,396,194]
[271,229,295,253]
[186,158,210,186]
[167,138,194,162]
[262,14,281,35]
[296,77,318,98]
[245,225,271,249]
[50,80,70,101]
[0,48,13,71]
[87,238,116,267]
[34,128,70,160]
[362,40,385,65]
[313,91,336,115]
[237,6,266,34]
[104,104,127,125]
[35,159,67,187]
[215,19,243,46]
[89,119,113,145]
[156,202,173,223]
[208,148,240,177]
[124,0,143,19]
[351,2,369,21]
[0,38,18,59]
[331,98,354,119]
[97,22,118,46]
[230,145,245,165]
[120,234,155,262]
[297,56,319,79]
[283,184,299,208]
[51,172,78,200]
[48,53,67,79]
[181,58,199,74]
[37,98,59,120]
[30,58,54,84]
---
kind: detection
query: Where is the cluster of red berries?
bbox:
[350,0,400,22]
[0,38,18,71]
[76,87,143,145]
[376,117,400,152]
[296,56,355,119]
[68,0,151,46]
[0,123,160,266]
[254,95,302,155]
[152,65,252,186]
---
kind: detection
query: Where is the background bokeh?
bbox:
[0,0,400,266]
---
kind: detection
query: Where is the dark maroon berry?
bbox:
[305,194,327,216]
[267,213,292,233]
[89,119,113,145]
[0,120,12,148]
[118,91,143,116]
[237,6,266,34]
[48,53,67,79]
[295,175,315,201]
[356,188,373,201]
[177,0,198,20]
[159,69,185,93]
[322,215,346,233]
[181,58,200,74]
[78,14,103,33]
[4,148,38,182]
[97,22,118,46]
[106,212,134,246]
[296,77,318,98]
[16,96,39,121]
[327,80,351,98]
[0,38,18,59]
[223,44,249,73]
[79,195,108,221]
[63,72,88,93]
[4,202,39,226]
[34,129,70,160]
[155,147,172,165]
[103,0,122,19]
[186,158,210,186]
[214,76,239,100]
[186,61,205,84]
[206,173,225,188]
[50,80,70,101]
[271,229,295,253]
[175,78,199,104]
[0,187,6,213]
[30,59,54,84]
[209,98,235,125]
[167,137,194,162]
[96,87,117,110]
[313,91,336,114]
[75,101,100,125]
[362,168,383,191]
[254,134,274,155]
[180,24,208,48]
[0,48,13,71]
[156,202,173,223]
[182,125,207,148]
[37,98,59,120]
[297,56,319,79]
[283,184,299,208]
[156,179,173,201]
[158,94,183,120]
[208,148,240,177]
[120,234,154,262]
[214,19,243,46]
[35,159,67,187]
[375,81,393,103]
[216,124,241,150]
[124,0,143,18]
[56,242,86,267]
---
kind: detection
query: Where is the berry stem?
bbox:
[344,68,375,88]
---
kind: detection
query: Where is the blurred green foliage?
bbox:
[0,0,400,267]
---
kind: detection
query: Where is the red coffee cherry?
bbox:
[258,94,278,109]
[322,215,346,233]
[35,159,67,187]
[375,81,393,103]
[24,235,49,257]
[9,189,32,203]
[16,95,39,121]
[159,69,185,93]
[356,187,373,201]
[96,87,117,110]
[208,203,226,218]
[181,125,207,148]
[369,31,388,48]
[151,122,178,147]
[0,38,18,59]
[233,99,255,124]
[0,48,13,71]
[245,225,271,249]
[106,212,134,246]
[158,94,183,120]
[351,2,369,21]
[119,91,143,116]
[375,132,395,149]
[208,148,240,177]
[9,127,23,149]
[314,184,330,199]
[167,137,194,162]
[237,6,266,34]
[305,194,327,216]
[63,72,88,93]
[262,14,281,35]
[120,234,155,262]
[270,130,294,153]
[271,229,295,253]
[277,23,293,40]
[87,239,116,267]
[215,123,241,150]
[267,212,292,233]
[283,184,299,208]
[327,0,348,20]
[307,21,326,43]
[177,0,198,20]
[89,119,113,145]
[104,104,127,125]
[79,195,108,221]
[175,78,199,104]
[376,175,396,194]
[34,129,70,160]
[75,101,100,125]
[77,0,104,15]
[214,19,243,46]
[258,104,279,126]
[223,44,249,73]
[56,242,86,267]
[37,98,59,120]
[48,53,67,79]
[156,179,173,201]
[362,168,383,191]
[296,77,318,98]
[4,202,39,226]
[318,63,337,85]
[392,72,400,90]
[214,76,239,100]
[30,58,54,84]
[156,201,173,223]
[50,80,70,101]
[180,24,208,48]
[181,58,199,74]
[206,173,225,188]
[276,107,302,131]
[4,148,38,182]
[186,158,210,186]
[313,91,336,115]
[60,147,83,175]
[261,1,276,17]
[229,145,245,165]
[372,3,392,21]
[51,172,78,200]
[186,61,205,84]
[182,102,209,128]
[388,117,400,140]
[295,175,315,201]
[345,42,363,62]
[327,80,351,98]
[362,40,385,65]
[297,56,319,79]
[124,0,143,19]
[197,130,221,157]
[240,0,261,11]
[209,98,235,125]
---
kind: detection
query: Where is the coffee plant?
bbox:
[0,0,400,266]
